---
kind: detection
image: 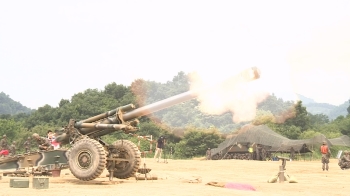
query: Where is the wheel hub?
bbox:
[77,151,92,169]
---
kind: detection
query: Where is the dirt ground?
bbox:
[1,157,350,196]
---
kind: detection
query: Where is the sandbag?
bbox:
[288,175,298,183]
[267,175,278,183]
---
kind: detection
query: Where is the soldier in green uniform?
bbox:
[9,141,16,156]
[339,151,350,170]
[23,137,31,153]
[290,147,296,161]
[261,146,267,161]
[206,148,212,160]
[256,144,261,161]
[0,135,8,150]
[32,133,53,151]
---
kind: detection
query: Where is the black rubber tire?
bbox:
[112,140,141,179]
[68,138,106,181]
[212,154,219,160]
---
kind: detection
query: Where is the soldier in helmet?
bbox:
[339,150,350,170]
[32,133,53,151]
[9,141,16,156]
[0,134,8,150]
[23,136,32,153]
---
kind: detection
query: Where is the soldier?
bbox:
[218,150,223,159]
[256,144,261,161]
[290,147,295,161]
[261,146,267,161]
[206,148,212,160]
[9,141,16,156]
[0,135,8,150]
[32,133,53,151]
[339,151,350,170]
[23,137,31,153]
[154,136,165,162]
[248,145,254,160]
[320,141,331,171]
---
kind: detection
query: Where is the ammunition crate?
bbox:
[32,177,49,189]
[10,178,30,188]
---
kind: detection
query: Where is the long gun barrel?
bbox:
[122,90,196,121]
[57,67,261,144]
[75,90,197,136]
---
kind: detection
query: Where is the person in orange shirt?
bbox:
[320,141,331,171]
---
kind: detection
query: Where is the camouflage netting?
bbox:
[328,135,350,146]
[211,125,350,157]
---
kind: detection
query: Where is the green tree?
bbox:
[278,125,302,139]
[308,113,329,128]
[284,101,310,132]
[0,119,24,143]
[298,130,321,139]
[252,110,275,125]
[173,127,224,159]
[321,116,350,136]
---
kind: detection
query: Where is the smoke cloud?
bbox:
[189,67,269,123]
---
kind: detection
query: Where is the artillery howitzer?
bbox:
[55,67,261,181]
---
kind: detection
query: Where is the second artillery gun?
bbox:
[55,67,261,181]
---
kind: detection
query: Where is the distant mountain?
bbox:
[0,92,33,115]
[296,94,348,120]
[296,94,317,105]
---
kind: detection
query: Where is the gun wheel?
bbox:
[68,138,106,181]
[112,140,141,179]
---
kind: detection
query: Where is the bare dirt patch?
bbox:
[1,158,349,196]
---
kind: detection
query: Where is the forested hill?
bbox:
[0,71,349,131]
[0,92,33,115]
[1,72,350,159]
[297,94,349,120]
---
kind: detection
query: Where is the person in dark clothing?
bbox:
[154,136,165,162]
[290,147,295,161]
[256,144,261,161]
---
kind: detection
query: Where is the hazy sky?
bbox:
[1,1,350,109]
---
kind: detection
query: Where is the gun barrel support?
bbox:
[76,123,133,135]
[80,104,135,123]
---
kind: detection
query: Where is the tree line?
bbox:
[0,72,350,158]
